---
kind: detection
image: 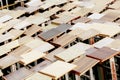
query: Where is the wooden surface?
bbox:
[44,47,65,62]
[52,34,77,47]
[0,45,11,56]
[0,19,21,34]
[24,72,52,80]
[9,29,25,40]
[34,42,54,53]
[93,37,114,48]
[25,15,49,25]
[78,29,100,41]
[72,56,99,75]
[0,55,21,69]
[5,68,33,80]
[39,61,76,79]
[40,2,55,10]
[39,24,71,41]
[24,25,42,36]
[72,17,91,23]
[25,39,45,49]
[24,6,41,14]
[13,21,32,30]
[87,47,119,62]
[41,24,58,32]
[109,0,120,9]
[38,7,61,18]
[68,28,85,36]
[100,11,120,22]
[62,3,77,11]
[18,36,34,45]
[87,23,120,37]
[31,60,52,72]
[11,45,32,56]
[25,0,43,7]
[9,10,26,19]
[0,15,13,23]
[0,33,14,43]
[20,50,46,65]
[106,39,120,51]
[55,43,86,62]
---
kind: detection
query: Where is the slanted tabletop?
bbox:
[5,68,33,80]
[52,34,77,47]
[31,60,52,72]
[0,33,14,43]
[54,43,86,62]
[34,42,54,53]
[0,55,21,69]
[72,17,91,24]
[78,29,100,41]
[24,72,52,80]
[87,47,120,62]
[20,50,46,65]
[93,37,114,48]
[38,24,71,41]
[24,25,42,36]
[43,47,65,62]
[72,56,99,75]
[0,15,13,23]
[39,61,76,79]
[13,21,32,30]
[106,39,120,51]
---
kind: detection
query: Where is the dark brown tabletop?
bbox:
[38,24,72,41]
[87,47,119,62]
[72,56,99,75]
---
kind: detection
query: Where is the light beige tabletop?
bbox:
[34,42,54,53]
[5,68,33,80]
[0,33,14,43]
[13,21,32,30]
[108,0,120,9]
[62,2,77,11]
[25,0,43,7]
[8,29,25,40]
[93,37,114,48]
[0,55,21,69]
[87,23,120,37]
[44,47,65,62]
[0,19,21,34]
[40,61,76,79]
[24,25,42,36]
[78,28,100,41]
[40,2,56,10]
[25,38,45,49]
[55,43,90,62]
[106,39,120,51]
[24,72,52,80]
[20,50,46,65]
[0,15,13,23]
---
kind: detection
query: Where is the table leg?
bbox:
[110,57,117,80]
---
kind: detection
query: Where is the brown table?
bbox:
[52,34,77,47]
[87,47,119,80]
[38,24,71,41]
[72,56,99,76]
[86,47,119,62]
[31,60,52,72]
[0,55,21,70]
[5,68,33,80]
